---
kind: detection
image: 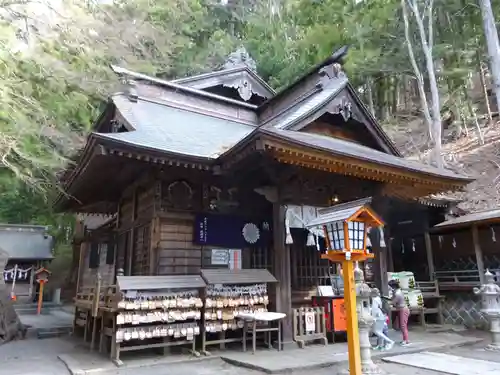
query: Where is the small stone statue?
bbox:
[473,269,500,351]
[354,262,380,374]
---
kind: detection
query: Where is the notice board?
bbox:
[332,298,347,332]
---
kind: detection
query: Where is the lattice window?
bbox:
[250,246,272,271]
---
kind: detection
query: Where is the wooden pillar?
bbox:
[126,189,138,276]
[75,243,86,294]
[387,237,394,273]
[424,232,435,281]
[272,202,293,343]
[370,227,389,297]
[370,194,390,297]
[472,225,486,284]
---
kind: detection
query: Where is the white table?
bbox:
[237,312,286,354]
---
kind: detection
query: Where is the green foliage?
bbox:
[0,0,497,237]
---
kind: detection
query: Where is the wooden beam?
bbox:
[472,225,486,284]
[424,231,435,281]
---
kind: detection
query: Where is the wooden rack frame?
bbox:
[200,268,278,354]
[100,275,207,366]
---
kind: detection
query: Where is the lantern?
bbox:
[307,197,383,262]
[307,198,384,375]
[35,267,51,315]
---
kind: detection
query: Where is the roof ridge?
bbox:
[110,65,258,110]
[172,65,276,95]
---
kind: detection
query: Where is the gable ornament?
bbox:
[223,76,253,101]
[327,96,352,121]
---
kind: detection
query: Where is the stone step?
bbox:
[15,302,62,315]
[25,325,72,339]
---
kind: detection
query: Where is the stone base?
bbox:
[362,363,383,375]
[485,343,500,351]
[272,339,296,350]
[336,363,383,375]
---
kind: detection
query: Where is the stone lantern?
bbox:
[355,262,380,374]
[473,269,500,351]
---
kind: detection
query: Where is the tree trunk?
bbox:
[479,0,500,114]
[0,251,26,344]
[366,77,376,116]
[404,0,443,168]
[478,55,493,125]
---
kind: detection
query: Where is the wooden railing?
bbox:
[434,269,500,290]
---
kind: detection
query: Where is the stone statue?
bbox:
[473,269,500,350]
[354,262,380,374]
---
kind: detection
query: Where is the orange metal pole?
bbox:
[343,259,362,375]
[37,280,44,315]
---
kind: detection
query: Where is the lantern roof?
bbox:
[35,267,51,275]
[306,197,384,228]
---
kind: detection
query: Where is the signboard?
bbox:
[211,249,229,265]
[210,249,242,269]
[194,213,271,248]
[305,311,316,332]
[332,298,347,332]
[228,249,242,270]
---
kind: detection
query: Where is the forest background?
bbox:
[1,0,499,283]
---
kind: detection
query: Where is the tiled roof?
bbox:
[100,95,255,159]
[267,75,348,129]
[0,224,53,260]
[434,208,500,229]
[260,128,471,181]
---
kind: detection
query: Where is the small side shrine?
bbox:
[56,46,473,361]
[431,208,500,328]
[0,224,54,302]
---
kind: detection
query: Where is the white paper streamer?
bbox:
[306,231,315,246]
[379,227,386,247]
[285,207,293,244]
[412,239,416,252]
[492,227,497,242]
[452,237,457,248]
[366,227,372,247]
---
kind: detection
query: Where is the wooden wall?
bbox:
[432,224,500,271]
[156,216,202,275]
[79,242,115,290]
[115,181,158,276]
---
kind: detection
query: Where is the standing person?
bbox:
[389,280,411,346]
[371,288,394,350]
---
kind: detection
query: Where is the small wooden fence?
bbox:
[292,306,327,348]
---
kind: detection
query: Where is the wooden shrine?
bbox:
[56,46,473,356]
